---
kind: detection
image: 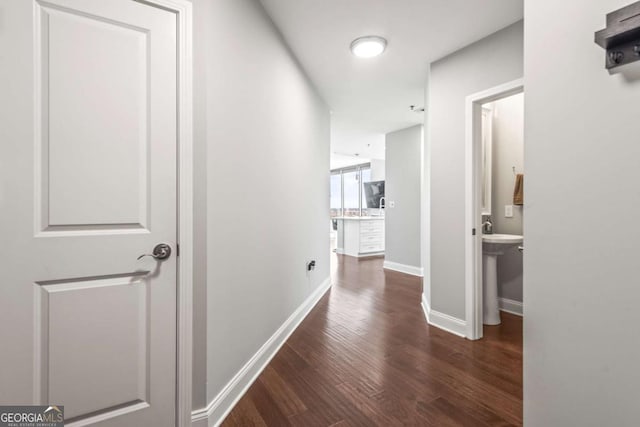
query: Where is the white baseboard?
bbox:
[498,297,523,316]
[383,260,424,277]
[191,277,332,427]
[421,293,467,338]
[357,251,384,258]
[192,416,207,427]
[340,251,384,258]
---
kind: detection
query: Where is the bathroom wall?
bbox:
[525,0,640,424]
[426,21,523,320]
[490,93,524,303]
[384,125,422,271]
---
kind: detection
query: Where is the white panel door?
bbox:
[0,1,178,426]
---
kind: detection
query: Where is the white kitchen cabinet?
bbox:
[336,217,385,257]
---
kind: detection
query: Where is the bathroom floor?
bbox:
[222,255,523,426]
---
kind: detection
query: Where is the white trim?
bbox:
[421,294,467,338]
[175,0,193,424]
[139,0,194,425]
[480,107,493,216]
[67,403,150,427]
[191,416,207,427]
[499,297,523,316]
[383,260,424,277]
[464,79,523,341]
[340,251,385,258]
[421,82,431,319]
[355,251,384,258]
[191,277,332,427]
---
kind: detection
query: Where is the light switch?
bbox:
[389,201,396,208]
[505,205,513,218]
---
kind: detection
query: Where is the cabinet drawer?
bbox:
[360,229,384,239]
[360,222,384,233]
[360,243,384,253]
[360,228,384,234]
[360,234,383,244]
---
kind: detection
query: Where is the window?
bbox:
[330,173,342,218]
[329,163,372,217]
[343,170,360,217]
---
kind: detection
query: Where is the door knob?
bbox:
[137,243,172,261]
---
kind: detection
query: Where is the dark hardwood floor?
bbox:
[222,254,523,426]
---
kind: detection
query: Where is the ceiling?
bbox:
[259,0,523,165]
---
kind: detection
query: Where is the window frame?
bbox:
[330,162,372,217]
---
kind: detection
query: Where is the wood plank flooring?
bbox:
[222,254,523,426]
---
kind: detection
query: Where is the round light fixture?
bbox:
[350,36,387,58]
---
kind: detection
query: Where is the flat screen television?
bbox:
[363,180,385,208]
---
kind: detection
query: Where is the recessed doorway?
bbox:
[465,79,524,340]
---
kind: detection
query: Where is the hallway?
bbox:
[222,256,522,426]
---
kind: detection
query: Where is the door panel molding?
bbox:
[33,274,151,415]
[34,1,153,235]
[34,275,151,423]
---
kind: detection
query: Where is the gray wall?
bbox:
[491,93,524,302]
[370,158,386,181]
[190,0,330,409]
[427,21,523,319]
[524,1,640,425]
[191,0,208,408]
[385,125,422,269]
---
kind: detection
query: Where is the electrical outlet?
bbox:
[306,260,316,272]
[505,205,513,218]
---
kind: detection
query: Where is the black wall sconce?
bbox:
[595,1,640,70]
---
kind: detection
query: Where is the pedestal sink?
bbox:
[482,234,523,325]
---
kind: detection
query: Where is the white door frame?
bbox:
[464,79,523,340]
[140,0,194,425]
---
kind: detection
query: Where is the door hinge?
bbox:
[176,243,180,257]
[472,228,476,236]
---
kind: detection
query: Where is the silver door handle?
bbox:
[518,246,524,253]
[137,243,172,261]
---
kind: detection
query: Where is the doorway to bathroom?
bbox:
[465,79,524,340]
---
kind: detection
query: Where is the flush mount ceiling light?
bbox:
[350,36,387,58]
